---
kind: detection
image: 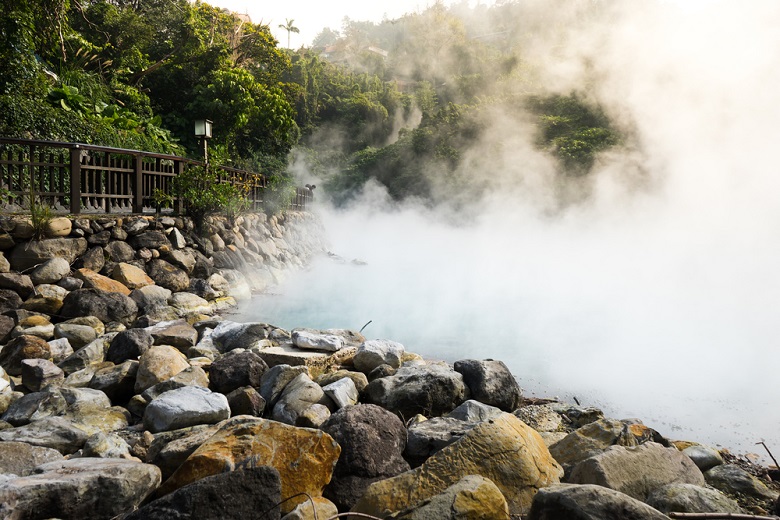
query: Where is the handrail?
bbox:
[0,137,312,215]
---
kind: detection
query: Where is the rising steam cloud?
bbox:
[246,0,780,457]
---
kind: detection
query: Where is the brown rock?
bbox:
[112,263,154,289]
[0,335,52,376]
[74,268,131,296]
[135,345,190,393]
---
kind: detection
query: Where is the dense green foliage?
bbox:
[1,0,623,210]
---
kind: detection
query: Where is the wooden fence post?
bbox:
[174,160,184,215]
[69,146,81,214]
[132,153,143,214]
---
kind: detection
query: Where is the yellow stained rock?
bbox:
[75,268,131,296]
[158,416,340,513]
[353,413,563,517]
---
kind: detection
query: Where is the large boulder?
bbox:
[143,386,230,433]
[271,372,326,425]
[0,441,63,477]
[106,328,154,364]
[0,458,161,520]
[405,416,479,466]
[259,364,309,408]
[29,257,71,285]
[60,288,138,327]
[146,319,199,352]
[353,339,405,373]
[113,262,155,289]
[646,482,743,514]
[21,358,65,392]
[364,363,469,418]
[146,424,222,480]
[158,417,341,514]
[147,259,190,292]
[549,418,636,466]
[2,390,67,426]
[74,268,131,295]
[104,240,136,262]
[527,483,670,520]
[210,321,271,352]
[123,465,281,520]
[9,237,88,272]
[352,413,563,517]
[568,442,705,501]
[135,345,190,393]
[704,463,779,500]
[0,416,90,454]
[453,358,522,412]
[321,404,411,511]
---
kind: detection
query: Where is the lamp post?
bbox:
[194,119,212,169]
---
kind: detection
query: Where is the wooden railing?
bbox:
[0,137,313,214]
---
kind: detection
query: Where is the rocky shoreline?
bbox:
[0,211,778,519]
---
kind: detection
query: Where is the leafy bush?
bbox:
[170,165,248,230]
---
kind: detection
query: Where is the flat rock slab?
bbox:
[0,458,161,520]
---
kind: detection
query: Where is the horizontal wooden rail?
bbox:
[0,137,313,215]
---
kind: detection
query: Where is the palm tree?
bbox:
[278,19,300,49]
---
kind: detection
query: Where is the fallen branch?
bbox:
[668,513,780,519]
[757,441,780,471]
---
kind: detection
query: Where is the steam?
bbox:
[244,0,780,457]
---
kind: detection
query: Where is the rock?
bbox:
[125,465,281,520]
[113,262,155,289]
[9,238,88,272]
[704,463,779,500]
[292,328,344,351]
[391,475,509,520]
[58,336,110,375]
[53,322,97,350]
[210,320,270,352]
[0,458,161,519]
[130,284,172,312]
[0,289,23,314]
[646,482,743,514]
[514,403,564,433]
[88,229,111,246]
[146,424,222,480]
[169,292,212,317]
[295,403,331,428]
[129,229,171,250]
[89,360,139,403]
[527,483,670,520]
[321,404,411,511]
[147,259,190,292]
[42,216,72,237]
[364,363,469,418]
[82,432,134,459]
[226,386,266,417]
[21,283,67,315]
[0,441,63,476]
[682,444,724,472]
[0,334,51,376]
[124,217,150,235]
[0,272,34,298]
[158,417,340,514]
[317,370,369,393]
[60,288,138,327]
[354,339,405,373]
[352,413,563,517]
[11,316,54,340]
[166,227,187,250]
[61,402,129,436]
[271,372,326,425]
[209,350,268,395]
[59,387,111,408]
[1,390,67,426]
[0,416,90,454]
[322,377,359,409]
[259,364,310,407]
[21,358,64,391]
[254,345,332,374]
[146,319,199,352]
[106,328,154,363]
[144,386,230,433]
[165,249,196,274]
[135,345,190,393]
[453,358,522,412]
[405,416,479,466]
[29,257,71,285]
[0,252,9,270]
[104,240,136,262]
[283,496,338,520]
[551,403,605,427]
[549,418,636,466]
[72,245,105,272]
[569,442,706,501]
[57,276,83,291]
[47,338,74,364]
[447,399,504,423]
[141,366,209,401]
[74,267,131,295]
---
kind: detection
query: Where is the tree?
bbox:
[278,18,299,49]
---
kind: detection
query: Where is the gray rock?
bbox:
[390,475,509,519]
[646,482,743,514]
[364,363,469,418]
[453,358,522,412]
[9,238,88,272]
[59,387,111,408]
[165,249,196,274]
[104,240,136,262]
[528,483,669,520]
[169,292,212,316]
[405,416,477,466]
[130,285,173,312]
[0,416,90,454]
[0,457,161,519]
[682,444,724,472]
[704,463,779,500]
[122,465,280,520]
[272,372,327,425]
[0,441,63,476]
[316,370,369,393]
[295,403,331,428]
[106,328,154,363]
[0,272,35,299]
[128,230,171,250]
[47,337,74,364]
[0,289,22,314]
[58,336,110,375]
[447,399,504,423]
[322,377,359,409]
[226,386,266,417]
[208,350,268,394]
[143,386,230,433]
[322,404,410,511]
[147,259,189,292]
[60,288,138,327]
[353,339,405,373]
[146,424,221,480]
[259,364,309,407]
[20,358,64,392]
[166,227,187,250]
[291,328,343,351]
[211,320,270,352]
[89,360,139,403]
[549,418,634,466]
[124,217,150,235]
[22,283,69,314]
[514,404,564,433]
[1,390,67,426]
[73,245,106,272]
[29,257,71,285]
[82,432,134,459]
[568,442,706,501]
[57,276,83,291]
[146,319,199,352]
[53,322,97,350]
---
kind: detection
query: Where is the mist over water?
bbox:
[238,1,780,458]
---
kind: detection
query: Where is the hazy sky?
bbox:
[206,0,471,47]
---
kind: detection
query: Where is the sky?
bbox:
[205,0,466,47]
